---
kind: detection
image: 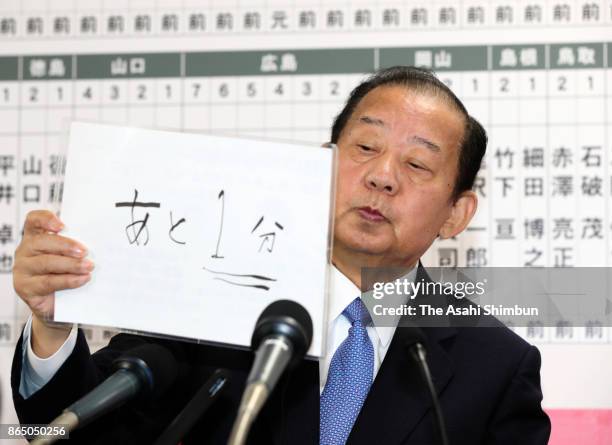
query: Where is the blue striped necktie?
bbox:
[320,297,374,445]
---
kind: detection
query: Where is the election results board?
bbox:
[0,1,612,443]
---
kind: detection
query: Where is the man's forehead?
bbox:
[347,85,466,151]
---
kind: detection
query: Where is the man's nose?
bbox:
[364,154,399,195]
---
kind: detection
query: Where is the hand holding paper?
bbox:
[12,209,92,357]
[55,122,335,357]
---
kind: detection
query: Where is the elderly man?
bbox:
[11,66,550,444]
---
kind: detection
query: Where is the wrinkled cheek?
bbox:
[332,188,354,222]
[404,208,445,241]
[333,187,349,217]
[336,173,362,209]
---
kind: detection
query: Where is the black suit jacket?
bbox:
[12,268,551,445]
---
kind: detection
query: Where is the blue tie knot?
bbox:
[342,297,371,326]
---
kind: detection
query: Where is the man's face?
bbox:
[332,85,466,268]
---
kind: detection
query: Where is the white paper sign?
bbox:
[55,122,335,357]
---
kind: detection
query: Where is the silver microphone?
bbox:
[228,300,313,445]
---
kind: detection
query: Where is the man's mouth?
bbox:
[357,206,387,222]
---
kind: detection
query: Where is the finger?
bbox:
[20,254,94,276]
[23,210,64,236]
[24,273,91,297]
[23,233,88,258]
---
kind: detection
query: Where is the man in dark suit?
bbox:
[11,66,551,444]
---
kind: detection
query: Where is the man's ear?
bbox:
[438,190,478,239]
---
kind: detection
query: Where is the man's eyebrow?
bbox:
[410,135,441,152]
[358,115,385,127]
[358,115,441,152]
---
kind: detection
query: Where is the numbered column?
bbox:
[186,51,240,134]
[489,46,522,266]
[183,53,211,133]
[547,44,579,344]
[317,73,347,144]
[127,53,181,127]
[547,43,604,270]
[100,69,129,125]
[236,68,266,138]
[20,56,48,223]
[74,54,102,122]
[209,74,238,134]
[292,72,321,143]
[155,71,182,130]
[573,44,606,266]
[264,74,294,140]
[0,57,19,346]
[515,45,548,268]
[43,55,72,211]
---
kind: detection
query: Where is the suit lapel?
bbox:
[347,325,455,444]
[348,264,457,445]
[273,264,457,445]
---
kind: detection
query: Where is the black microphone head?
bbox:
[113,343,178,401]
[403,325,427,350]
[251,300,313,360]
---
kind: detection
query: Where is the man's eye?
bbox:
[409,162,425,170]
[358,145,373,152]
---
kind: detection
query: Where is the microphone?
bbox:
[31,343,178,445]
[404,327,449,445]
[228,300,313,445]
[153,369,230,445]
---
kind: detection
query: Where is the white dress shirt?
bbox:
[20,265,415,399]
[19,315,78,398]
[319,266,414,393]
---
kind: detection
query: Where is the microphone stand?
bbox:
[153,369,229,445]
[409,343,450,445]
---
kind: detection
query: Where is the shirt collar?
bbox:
[329,264,417,349]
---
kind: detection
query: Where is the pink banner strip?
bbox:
[547,409,612,445]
